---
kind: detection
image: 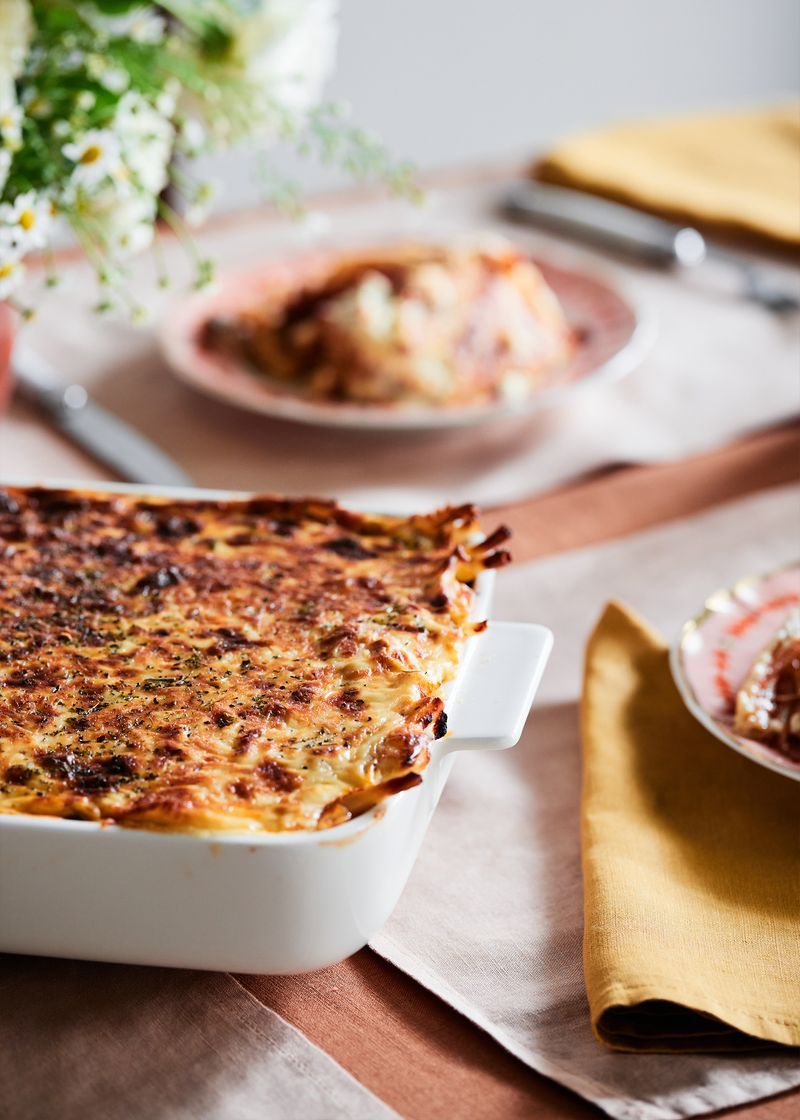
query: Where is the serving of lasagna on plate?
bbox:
[734,609,800,760]
[671,563,800,779]
[0,486,509,833]
[201,237,577,408]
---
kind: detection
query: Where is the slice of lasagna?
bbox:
[733,609,800,758]
[202,238,576,407]
[0,487,509,833]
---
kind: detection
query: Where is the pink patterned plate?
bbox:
[670,564,800,780]
[159,252,653,431]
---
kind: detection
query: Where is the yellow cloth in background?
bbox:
[581,602,800,1052]
[536,105,800,252]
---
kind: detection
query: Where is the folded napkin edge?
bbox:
[590,981,800,1051]
[579,599,800,1054]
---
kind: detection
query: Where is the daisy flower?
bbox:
[98,10,166,45]
[227,0,338,115]
[178,118,206,157]
[62,129,125,189]
[114,92,173,195]
[0,190,52,252]
[0,101,23,151]
[0,252,24,300]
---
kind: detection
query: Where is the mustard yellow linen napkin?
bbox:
[581,601,800,1053]
[535,104,800,252]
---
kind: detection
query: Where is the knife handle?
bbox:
[10,339,194,487]
[11,341,94,420]
[502,181,707,268]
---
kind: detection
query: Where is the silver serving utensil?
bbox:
[11,340,193,487]
[502,181,800,314]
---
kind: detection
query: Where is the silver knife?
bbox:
[502,181,800,314]
[11,340,194,486]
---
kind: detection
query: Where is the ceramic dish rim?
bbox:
[669,561,800,782]
[157,253,656,432]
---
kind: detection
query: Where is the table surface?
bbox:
[241,424,800,1120]
[2,167,799,1118]
[5,405,798,1119]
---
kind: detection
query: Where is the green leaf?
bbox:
[86,0,147,12]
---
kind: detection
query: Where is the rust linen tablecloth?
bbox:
[370,483,800,1120]
[2,178,798,508]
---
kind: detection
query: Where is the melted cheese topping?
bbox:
[0,488,510,833]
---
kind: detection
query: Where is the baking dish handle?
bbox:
[443,621,553,753]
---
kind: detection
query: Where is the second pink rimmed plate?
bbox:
[158,251,654,431]
[670,564,800,780]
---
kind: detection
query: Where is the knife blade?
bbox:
[11,341,194,487]
[502,181,800,314]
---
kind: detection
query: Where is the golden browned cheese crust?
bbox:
[0,487,509,833]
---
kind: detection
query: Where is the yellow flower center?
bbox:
[0,263,16,279]
[80,145,103,165]
[19,209,35,230]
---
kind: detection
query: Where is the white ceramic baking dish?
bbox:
[0,481,552,974]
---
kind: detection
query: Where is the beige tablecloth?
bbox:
[371,482,800,1120]
[3,179,799,508]
[0,958,397,1120]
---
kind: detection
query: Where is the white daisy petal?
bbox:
[0,149,11,193]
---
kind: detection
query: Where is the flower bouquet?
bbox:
[0,0,416,317]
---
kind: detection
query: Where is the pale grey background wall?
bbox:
[198,0,800,211]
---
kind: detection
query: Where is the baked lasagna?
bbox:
[733,609,800,759]
[0,487,509,832]
[202,238,576,407]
